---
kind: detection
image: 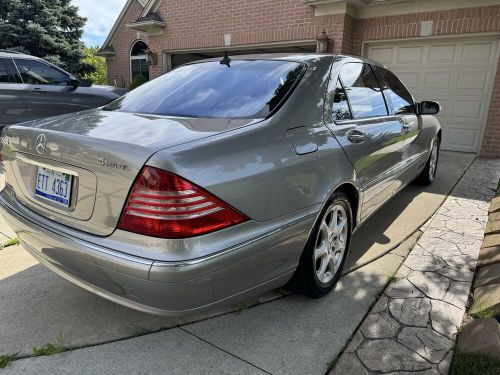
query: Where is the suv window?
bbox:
[104,60,305,119]
[339,63,387,119]
[330,79,352,121]
[0,59,13,83]
[14,59,69,85]
[375,66,415,115]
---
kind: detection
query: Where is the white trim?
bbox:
[140,0,163,18]
[101,0,145,50]
[165,39,317,55]
[130,40,148,82]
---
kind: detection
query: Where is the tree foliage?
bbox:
[82,47,107,85]
[0,0,87,74]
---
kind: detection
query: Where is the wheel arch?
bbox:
[333,182,361,229]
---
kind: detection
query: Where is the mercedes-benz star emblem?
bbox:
[35,134,46,155]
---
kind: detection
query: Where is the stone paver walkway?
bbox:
[330,158,500,375]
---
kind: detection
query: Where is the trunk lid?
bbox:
[3,109,257,236]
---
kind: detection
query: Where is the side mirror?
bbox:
[68,76,80,89]
[420,101,441,115]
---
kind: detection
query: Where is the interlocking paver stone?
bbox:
[389,298,430,327]
[331,159,500,375]
[385,278,424,299]
[397,327,453,363]
[360,310,399,339]
[408,271,450,300]
[430,300,465,339]
[357,339,432,372]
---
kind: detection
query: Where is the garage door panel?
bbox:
[462,42,495,62]
[397,46,424,63]
[443,125,480,150]
[457,71,492,92]
[366,37,499,152]
[423,71,452,90]
[428,44,456,62]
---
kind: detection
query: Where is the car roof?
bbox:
[0,50,37,59]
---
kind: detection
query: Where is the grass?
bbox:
[234,301,251,313]
[469,299,496,319]
[450,350,500,375]
[32,333,67,356]
[0,237,19,250]
[0,354,17,369]
[32,343,66,356]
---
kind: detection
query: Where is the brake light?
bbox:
[117,167,248,238]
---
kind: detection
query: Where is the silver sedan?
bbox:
[0,54,441,315]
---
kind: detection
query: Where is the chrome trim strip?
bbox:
[128,206,223,219]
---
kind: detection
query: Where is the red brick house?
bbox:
[98,0,500,157]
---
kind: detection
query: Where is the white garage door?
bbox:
[366,37,499,152]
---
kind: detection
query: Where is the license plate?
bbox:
[35,167,73,208]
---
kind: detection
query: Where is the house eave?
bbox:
[126,20,165,33]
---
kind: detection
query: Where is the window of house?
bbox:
[339,63,388,119]
[375,66,415,115]
[14,59,68,85]
[130,41,149,81]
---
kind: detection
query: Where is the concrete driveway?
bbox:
[0,151,475,374]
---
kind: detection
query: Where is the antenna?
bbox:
[220,51,231,68]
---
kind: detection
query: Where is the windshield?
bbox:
[103,60,305,119]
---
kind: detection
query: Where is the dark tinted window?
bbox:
[375,67,415,114]
[14,59,69,85]
[339,63,387,119]
[331,79,352,120]
[104,60,305,119]
[0,59,12,83]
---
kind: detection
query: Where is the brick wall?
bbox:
[147,0,345,76]
[351,5,500,55]
[481,62,500,158]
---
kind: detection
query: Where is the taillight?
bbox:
[117,167,248,238]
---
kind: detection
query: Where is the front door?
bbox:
[13,58,95,121]
[324,62,404,220]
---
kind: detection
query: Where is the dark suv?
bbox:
[0,51,128,131]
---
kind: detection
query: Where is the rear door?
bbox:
[13,58,96,120]
[0,58,28,128]
[325,62,404,220]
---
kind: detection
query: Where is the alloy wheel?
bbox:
[314,203,348,284]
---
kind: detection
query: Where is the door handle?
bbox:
[30,88,46,94]
[347,129,365,143]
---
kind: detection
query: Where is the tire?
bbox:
[414,136,440,186]
[290,192,353,298]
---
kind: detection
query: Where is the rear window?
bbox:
[104,60,305,119]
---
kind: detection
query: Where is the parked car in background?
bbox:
[0,50,128,132]
[0,54,441,316]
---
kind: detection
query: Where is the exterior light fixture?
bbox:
[145,48,157,66]
[316,29,330,53]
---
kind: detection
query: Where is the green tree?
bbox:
[0,0,87,74]
[82,47,107,85]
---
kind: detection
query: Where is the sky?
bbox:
[73,0,127,47]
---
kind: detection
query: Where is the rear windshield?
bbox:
[103,60,305,119]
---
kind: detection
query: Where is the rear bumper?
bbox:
[0,188,314,315]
